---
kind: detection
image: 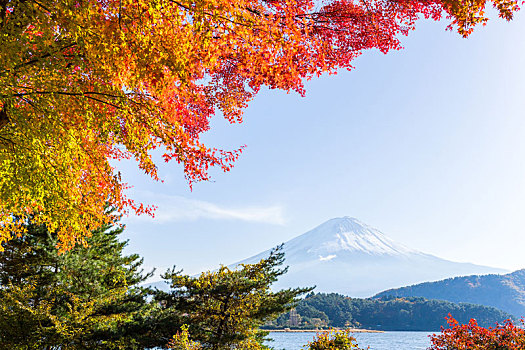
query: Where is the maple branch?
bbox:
[9,88,147,99]
[0,42,79,77]
[30,0,51,13]
[0,135,13,144]
[19,96,42,112]
[9,90,122,99]
[0,130,15,152]
[76,95,124,110]
[118,0,122,30]
[169,0,257,28]
[0,106,8,129]
[16,43,78,71]
[5,87,155,115]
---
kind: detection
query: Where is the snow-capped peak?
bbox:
[285,216,417,256]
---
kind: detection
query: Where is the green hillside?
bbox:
[375,269,525,317]
[264,293,514,331]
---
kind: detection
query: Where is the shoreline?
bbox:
[264,329,385,333]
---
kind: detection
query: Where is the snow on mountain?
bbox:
[283,216,416,257]
[232,217,507,297]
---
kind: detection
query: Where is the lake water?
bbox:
[265,331,436,350]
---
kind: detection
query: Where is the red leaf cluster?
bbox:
[430,315,525,350]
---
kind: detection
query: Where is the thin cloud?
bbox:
[127,193,286,225]
[319,254,337,261]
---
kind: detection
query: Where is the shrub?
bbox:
[429,315,525,350]
[304,329,362,350]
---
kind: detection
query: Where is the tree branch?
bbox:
[0,105,8,129]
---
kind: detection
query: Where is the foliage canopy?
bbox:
[0,0,520,248]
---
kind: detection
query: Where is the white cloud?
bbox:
[127,192,286,225]
[319,254,337,261]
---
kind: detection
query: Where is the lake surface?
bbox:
[265,331,436,350]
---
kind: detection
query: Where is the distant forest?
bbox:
[375,269,525,318]
[264,293,514,331]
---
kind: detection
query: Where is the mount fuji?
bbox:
[232,217,506,297]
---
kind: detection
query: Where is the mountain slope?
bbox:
[375,269,525,317]
[233,217,506,297]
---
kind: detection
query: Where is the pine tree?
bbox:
[0,215,153,349]
[157,245,313,350]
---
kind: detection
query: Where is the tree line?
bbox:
[266,293,514,331]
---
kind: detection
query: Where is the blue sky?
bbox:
[118,10,525,279]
